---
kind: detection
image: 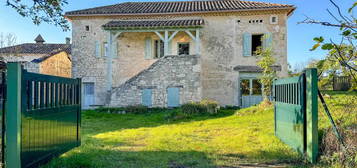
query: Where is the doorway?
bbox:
[239,78,263,108]
[83,82,95,109]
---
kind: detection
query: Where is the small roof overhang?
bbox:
[102,19,204,30]
[234,65,282,72]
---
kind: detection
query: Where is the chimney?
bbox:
[65,37,71,44]
[34,34,45,44]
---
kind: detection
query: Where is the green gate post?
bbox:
[305,68,318,163]
[5,62,22,168]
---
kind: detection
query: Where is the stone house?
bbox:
[0,35,72,78]
[65,0,295,109]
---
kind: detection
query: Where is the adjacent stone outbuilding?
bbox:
[0,35,72,78]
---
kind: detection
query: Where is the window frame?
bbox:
[154,39,164,58]
[251,34,264,56]
[177,42,190,55]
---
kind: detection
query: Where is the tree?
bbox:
[5,0,69,31]
[299,0,357,85]
[0,32,17,48]
[256,42,277,101]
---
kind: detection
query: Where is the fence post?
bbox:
[5,62,22,168]
[305,68,318,163]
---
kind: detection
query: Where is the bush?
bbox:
[181,99,220,116]
[125,105,149,114]
[96,105,149,114]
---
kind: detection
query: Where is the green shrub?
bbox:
[181,99,220,116]
[200,99,219,114]
[96,105,148,114]
[125,105,148,114]
[181,102,204,115]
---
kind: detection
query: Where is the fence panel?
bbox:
[5,63,81,168]
[333,76,351,91]
[273,75,306,154]
[273,68,318,163]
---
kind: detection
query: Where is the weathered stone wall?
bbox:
[1,53,44,63]
[23,62,40,73]
[110,55,201,107]
[200,13,288,106]
[70,10,289,106]
[39,51,72,77]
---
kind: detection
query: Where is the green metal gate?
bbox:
[273,68,318,163]
[4,63,81,168]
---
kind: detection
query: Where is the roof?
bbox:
[65,0,295,17]
[103,19,204,30]
[0,43,71,55]
[233,65,281,72]
[34,34,45,43]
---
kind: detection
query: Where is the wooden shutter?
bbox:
[95,41,100,58]
[263,32,273,49]
[144,37,152,59]
[167,87,180,107]
[243,33,252,57]
[142,89,152,107]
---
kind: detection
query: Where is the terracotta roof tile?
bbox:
[0,43,71,55]
[65,0,295,16]
[102,19,204,29]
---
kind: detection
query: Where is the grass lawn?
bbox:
[43,91,356,168]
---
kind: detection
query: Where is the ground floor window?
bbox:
[178,43,190,55]
[240,78,263,108]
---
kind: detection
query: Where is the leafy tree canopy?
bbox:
[5,0,69,31]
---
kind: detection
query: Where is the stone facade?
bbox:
[69,10,290,107]
[110,55,201,107]
[39,51,72,77]
[1,52,72,78]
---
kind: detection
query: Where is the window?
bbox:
[154,40,164,58]
[178,43,190,55]
[240,79,250,96]
[270,15,278,24]
[85,25,90,31]
[103,42,108,57]
[252,34,263,55]
[252,79,262,95]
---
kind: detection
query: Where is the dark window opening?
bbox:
[154,40,164,58]
[252,34,263,55]
[272,17,277,23]
[178,43,190,55]
[85,25,90,31]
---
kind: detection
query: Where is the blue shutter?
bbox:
[145,37,152,59]
[167,87,180,107]
[243,33,252,57]
[95,41,100,58]
[142,89,152,107]
[263,32,273,49]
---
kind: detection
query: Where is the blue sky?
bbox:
[0,0,354,69]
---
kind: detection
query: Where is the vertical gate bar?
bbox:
[40,81,44,108]
[5,62,22,168]
[77,78,81,146]
[305,68,318,163]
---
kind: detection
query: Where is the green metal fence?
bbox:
[273,68,318,163]
[4,63,81,168]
